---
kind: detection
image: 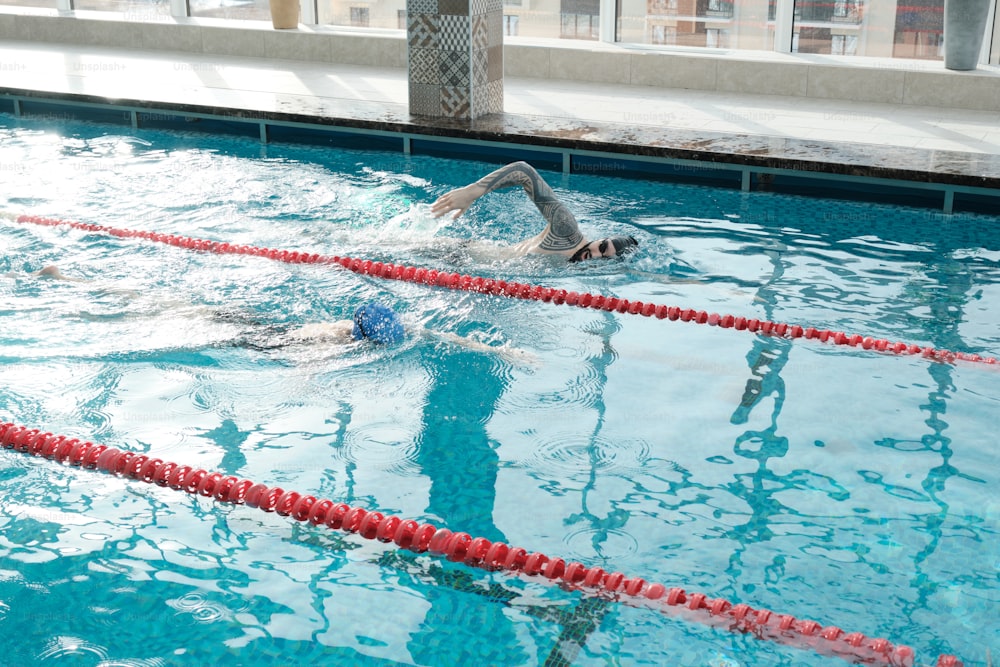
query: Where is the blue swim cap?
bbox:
[352,302,405,345]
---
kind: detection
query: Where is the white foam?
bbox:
[378,203,449,241]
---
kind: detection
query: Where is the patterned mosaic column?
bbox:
[407,0,504,119]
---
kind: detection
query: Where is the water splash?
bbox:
[378,202,451,241]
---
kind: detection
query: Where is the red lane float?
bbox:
[11,214,999,368]
[0,421,964,667]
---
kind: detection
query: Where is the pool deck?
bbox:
[3,37,1000,203]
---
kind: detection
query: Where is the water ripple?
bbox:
[167,592,226,623]
[513,433,651,478]
[335,421,422,477]
[37,636,110,662]
[562,527,640,562]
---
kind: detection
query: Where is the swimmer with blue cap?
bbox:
[280,301,405,346]
[430,161,639,263]
[286,301,534,363]
[351,302,405,345]
[229,301,535,364]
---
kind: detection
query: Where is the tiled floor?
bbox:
[2,39,1000,192]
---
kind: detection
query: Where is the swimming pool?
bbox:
[1,114,998,667]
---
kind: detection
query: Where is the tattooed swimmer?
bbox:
[429,161,638,263]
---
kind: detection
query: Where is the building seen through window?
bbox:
[789,0,943,58]
[0,0,965,61]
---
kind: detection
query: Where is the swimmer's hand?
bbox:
[495,343,539,367]
[34,265,84,282]
[430,183,487,220]
[422,329,537,366]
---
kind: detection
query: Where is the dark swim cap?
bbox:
[568,235,639,262]
[609,235,639,255]
[352,303,405,345]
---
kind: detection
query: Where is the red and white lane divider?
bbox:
[0,421,966,667]
[6,212,997,368]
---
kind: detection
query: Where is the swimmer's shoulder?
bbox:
[287,320,356,343]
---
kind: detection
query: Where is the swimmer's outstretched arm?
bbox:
[418,328,538,366]
[34,265,84,282]
[430,161,583,252]
[31,265,139,297]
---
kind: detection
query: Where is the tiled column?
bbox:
[407,0,504,119]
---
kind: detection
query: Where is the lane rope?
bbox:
[0,421,965,667]
[6,212,997,369]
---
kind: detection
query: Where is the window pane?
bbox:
[0,0,54,8]
[189,0,270,20]
[74,0,172,18]
[319,1,403,28]
[505,0,599,40]
[619,0,773,49]
[504,13,520,35]
[993,10,1000,63]
[792,0,944,60]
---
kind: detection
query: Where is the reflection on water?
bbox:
[1,116,998,666]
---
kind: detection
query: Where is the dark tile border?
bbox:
[3,86,1000,214]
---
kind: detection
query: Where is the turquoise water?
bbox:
[0,115,998,667]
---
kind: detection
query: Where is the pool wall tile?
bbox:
[716,59,809,98]
[267,124,404,150]
[410,137,560,169]
[81,17,147,49]
[572,154,743,187]
[138,22,206,53]
[200,25,270,58]
[805,65,906,105]
[549,48,631,85]
[954,190,1000,214]
[264,30,333,63]
[16,99,132,125]
[759,171,946,209]
[902,70,1000,112]
[503,44,551,79]
[329,31,406,67]
[630,52,717,89]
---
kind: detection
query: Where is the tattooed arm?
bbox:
[430,161,584,252]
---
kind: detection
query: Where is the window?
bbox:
[350,6,369,27]
[622,0,763,47]
[916,31,943,58]
[831,34,846,53]
[561,0,599,39]
[648,0,678,14]
[705,0,732,17]
[504,14,520,36]
[650,25,677,44]
[76,0,176,19]
[189,0,269,20]
[560,13,599,39]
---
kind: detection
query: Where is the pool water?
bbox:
[0,115,998,667]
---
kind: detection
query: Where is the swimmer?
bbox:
[33,265,84,281]
[24,264,142,298]
[281,302,405,346]
[239,302,536,364]
[25,267,530,361]
[430,161,638,263]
